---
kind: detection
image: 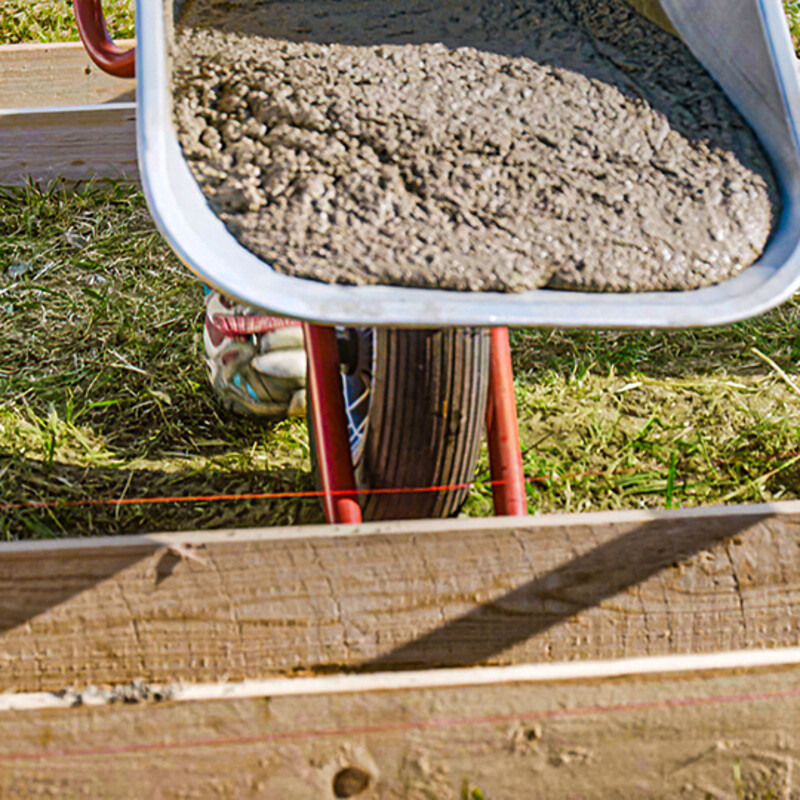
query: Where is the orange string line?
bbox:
[6,448,798,511]
[0,465,676,511]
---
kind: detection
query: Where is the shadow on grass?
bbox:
[0,456,324,539]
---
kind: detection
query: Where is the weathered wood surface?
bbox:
[1,666,798,798]
[0,42,138,185]
[0,42,136,110]
[0,104,138,185]
[1,505,799,692]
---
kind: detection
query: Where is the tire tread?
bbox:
[360,328,490,520]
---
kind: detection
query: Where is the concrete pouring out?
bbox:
[172,0,780,293]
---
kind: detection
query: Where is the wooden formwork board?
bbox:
[0,41,136,110]
[1,502,800,797]
[1,665,799,798]
[0,42,137,185]
[2,503,799,693]
[0,104,137,186]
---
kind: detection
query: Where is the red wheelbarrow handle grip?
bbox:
[73,0,135,79]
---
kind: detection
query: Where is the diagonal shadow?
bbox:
[365,511,773,670]
[0,458,320,637]
[0,542,159,639]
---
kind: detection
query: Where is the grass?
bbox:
[461,318,800,517]
[0,0,134,45]
[4,181,800,537]
[4,5,800,537]
[786,1,800,48]
[0,182,319,537]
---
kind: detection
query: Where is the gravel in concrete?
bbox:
[172,0,779,292]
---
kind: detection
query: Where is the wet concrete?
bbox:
[172,0,779,292]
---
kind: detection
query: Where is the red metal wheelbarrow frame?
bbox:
[73,0,528,523]
[304,325,527,523]
[73,0,136,78]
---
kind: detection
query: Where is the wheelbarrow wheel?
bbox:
[310,328,490,520]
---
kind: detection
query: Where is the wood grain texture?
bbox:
[1,666,798,798]
[0,105,138,185]
[0,42,136,110]
[1,507,798,692]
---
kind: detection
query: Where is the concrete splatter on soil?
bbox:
[172,0,779,292]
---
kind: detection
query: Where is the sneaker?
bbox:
[203,289,306,419]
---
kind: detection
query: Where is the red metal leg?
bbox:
[303,324,362,524]
[73,0,136,78]
[486,327,527,516]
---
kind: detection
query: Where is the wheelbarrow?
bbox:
[73,0,800,523]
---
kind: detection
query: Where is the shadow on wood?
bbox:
[1,507,794,691]
[366,511,772,669]
[0,543,157,637]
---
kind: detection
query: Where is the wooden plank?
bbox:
[0,104,138,185]
[1,665,798,797]
[0,41,136,110]
[1,504,799,692]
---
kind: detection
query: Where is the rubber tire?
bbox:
[356,328,490,520]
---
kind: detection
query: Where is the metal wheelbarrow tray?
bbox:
[137,0,800,328]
